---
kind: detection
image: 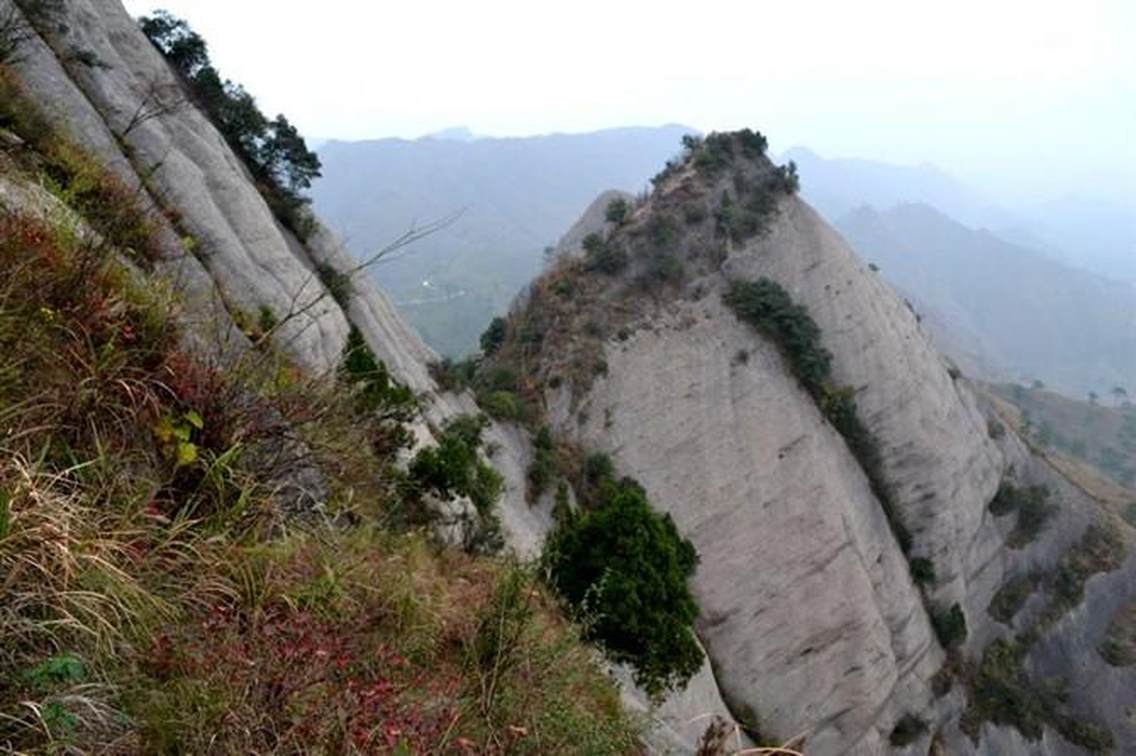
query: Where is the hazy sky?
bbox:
[122,0,1134,205]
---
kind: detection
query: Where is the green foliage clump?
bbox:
[931,603,968,649]
[339,326,416,423]
[724,279,832,392]
[24,653,85,689]
[988,575,1037,625]
[527,426,557,501]
[962,638,1043,740]
[647,214,678,250]
[909,557,936,586]
[429,356,479,393]
[889,714,926,747]
[1044,524,1126,624]
[480,390,523,421]
[409,414,503,516]
[316,263,352,308]
[725,277,909,553]
[582,233,628,275]
[692,132,735,175]
[479,316,507,356]
[1099,604,1136,667]
[988,483,1056,548]
[139,10,321,238]
[605,198,629,225]
[962,637,1115,751]
[544,477,702,698]
[256,305,277,335]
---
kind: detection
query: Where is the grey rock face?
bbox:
[553,295,947,754]
[526,180,1134,753]
[10,0,349,371]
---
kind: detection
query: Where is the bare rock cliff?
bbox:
[490,136,1135,754]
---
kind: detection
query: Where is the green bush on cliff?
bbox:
[724,278,832,392]
[139,10,321,238]
[544,476,702,698]
[409,414,502,516]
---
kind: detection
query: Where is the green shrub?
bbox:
[409,414,503,515]
[253,304,277,333]
[889,714,926,747]
[725,277,908,553]
[429,357,479,392]
[478,390,521,422]
[544,477,702,698]
[605,198,629,225]
[988,575,1036,624]
[647,215,678,249]
[139,11,321,238]
[527,426,557,500]
[962,638,1043,740]
[988,483,1055,547]
[931,603,967,649]
[644,254,684,286]
[584,453,615,487]
[1045,524,1126,623]
[479,316,507,356]
[724,278,831,393]
[583,236,628,275]
[316,263,352,308]
[962,638,1115,750]
[339,326,416,423]
[482,366,518,393]
[909,557,936,586]
[1098,604,1136,666]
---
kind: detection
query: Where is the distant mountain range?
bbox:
[835,203,1136,397]
[311,125,692,355]
[312,127,1133,400]
[785,146,1135,284]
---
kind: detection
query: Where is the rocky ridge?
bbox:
[1,3,1132,752]
[485,134,1136,754]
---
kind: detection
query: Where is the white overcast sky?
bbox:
[122,0,1134,204]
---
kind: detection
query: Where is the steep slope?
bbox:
[0,2,653,752]
[485,133,1135,754]
[835,204,1136,398]
[310,125,692,355]
[988,383,1136,489]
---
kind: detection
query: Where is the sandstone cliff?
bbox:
[3,3,1131,752]
[485,134,1135,754]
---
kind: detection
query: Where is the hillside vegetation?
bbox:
[991,382,1136,490]
[0,36,638,756]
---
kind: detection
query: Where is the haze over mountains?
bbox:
[785,146,1136,284]
[311,125,690,354]
[313,126,1134,402]
[835,203,1136,396]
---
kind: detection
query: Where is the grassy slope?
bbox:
[989,382,1136,491]
[0,65,638,754]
